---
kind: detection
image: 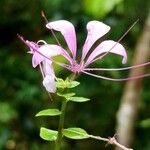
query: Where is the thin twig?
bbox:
[89,135,133,150]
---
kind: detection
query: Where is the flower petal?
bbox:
[42,61,54,76]
[43,75,56,93]
[17,35,39,54]
[32,44,72,67]
[46,20,77,59]
[26,40,39,53]
[32,52,44,68]
[82,21,110,60]
[42,62,56,93]
[38,44,63,57]
[85,40,127,66]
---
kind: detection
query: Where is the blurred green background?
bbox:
[0,0,150,149]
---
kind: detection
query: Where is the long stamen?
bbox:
[39,63,45,78]
[41,11,63,48]
[84,62,150,71]
[37,40,47,45]
[82,70,150,81]
[89,19,139,65]
[41,11,73,63]
[17,34,29,46]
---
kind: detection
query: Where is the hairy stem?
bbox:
[55,100,67,150]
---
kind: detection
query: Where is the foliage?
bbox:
[83,0,123,18]
[36,78,91,148]
[63,128,89,139]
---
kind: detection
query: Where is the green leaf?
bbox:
[68,97,90,102]
[57,92,75,99]
[68,81,80,88]
[65,78,80,88]
[63,128,90,139]
[40,127,58,141]
[56,78,65,89]
[35,109,61,117]
[56,78,80,89]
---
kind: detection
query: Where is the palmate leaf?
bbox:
[35,109,61,117]
[68,97,90,102]
[63,128,90,139]
[40,127,58,141]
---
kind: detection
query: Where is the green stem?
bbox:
[55,99,67,150]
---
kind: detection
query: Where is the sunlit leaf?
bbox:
[63,128,89,139]
[68,97,90,102]
[40,127,58,141]
[65,78,80,88]
[56,78,65,89]
[35,109,61,117]
[57,92,75,99]
[56,78,80,89]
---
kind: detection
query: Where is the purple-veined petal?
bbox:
[82,21,110,60]
[85,40,127,66]
[17,35,39,54]
[32,52,44,68]
[32,44,72,67]
[38,44,63,57]
[32,44,61,68]
[42,75,56,93]
[46,20,77,59]
[26,41,39,53]
[39,44,73,64]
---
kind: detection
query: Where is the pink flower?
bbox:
[18,36,64,93]
[19,20,150,92]
[46,20,127,74]
[45,20,149,80]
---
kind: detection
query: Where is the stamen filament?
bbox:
[41,11,57,43]
[39,63,45,78]
[41,12,73,63]
[84,62,150,71]
[88,19,139,65]
[82,70,150,81]
[41,12,65,54]
[37,40,47,45]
